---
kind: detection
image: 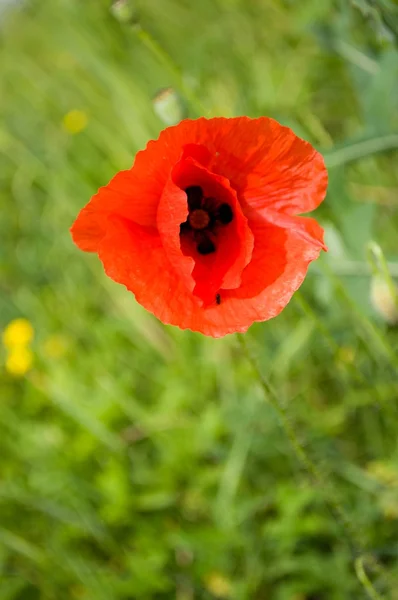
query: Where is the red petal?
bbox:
[71,170,135,252]
[71,133,189,252]
[128,117,327,216]
[71,117,326,252]
[224,211,325,301]
[204,117,328,216]
[98,214,322,337]
[97,216,203,324]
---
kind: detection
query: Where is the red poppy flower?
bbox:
[71,117,327,337]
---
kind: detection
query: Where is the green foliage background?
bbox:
[1,0,398,598]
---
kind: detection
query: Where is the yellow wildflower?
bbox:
[382,499,398,520]
[63,110,88,135]
[367,461,398,486]
[204,572,232,598]
[43,334,68,358]
[3,318,34,349]
[336,346,355,364]
[5,347,33,377]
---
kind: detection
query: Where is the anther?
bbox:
[185,186,203,211]
[179,221,191,234]
[197,238,216,255]
[218,203,233,224]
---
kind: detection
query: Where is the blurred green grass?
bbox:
[1,0,398,598]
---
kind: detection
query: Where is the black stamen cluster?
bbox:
[179,186,234,255]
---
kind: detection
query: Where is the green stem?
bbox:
[237,334,386,599]
[324,134,398,168]
[133,24,208,118]
[294,291,388,405]
[319,260,398,371]
[367,241,398,309]
[355,556,385,600]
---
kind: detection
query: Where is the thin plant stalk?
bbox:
[133,24,208,118]
[238,333,386,600]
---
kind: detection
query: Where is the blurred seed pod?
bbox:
[368,241,398,325]
[370,275,398,325]
[110,0,136,23]
[153,87,183,125]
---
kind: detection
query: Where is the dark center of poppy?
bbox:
[189,209,210,230]
[180,186,234,255]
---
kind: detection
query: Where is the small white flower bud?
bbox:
[370,275,398,325]
[152,88,183,126]
[110,0,135,23]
